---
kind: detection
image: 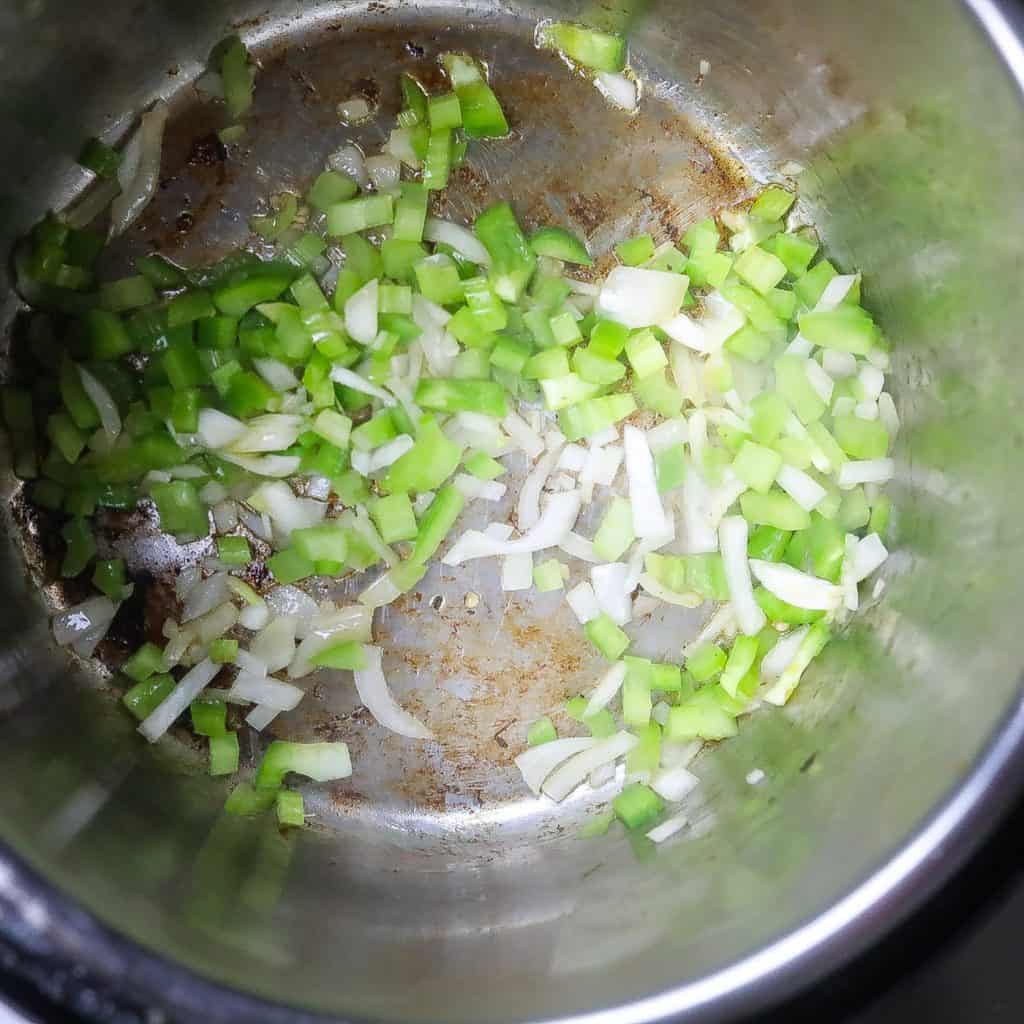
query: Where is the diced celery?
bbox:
[615,233,656,267]
[585,613,630,660]
[527,716,557,746]
[541,22,627,72]
[740,490,811,531]
[529,227,592,266]
[751,186,795,222]
[370,493,418,544]
[613,783,664,830]
[732,440,783,493]
[734,246,788,295]
[593,496,635,562]
[686,642,726,682]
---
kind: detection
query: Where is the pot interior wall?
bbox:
[0,1,1023,1021]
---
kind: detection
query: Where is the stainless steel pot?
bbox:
[1,1,1024,1021]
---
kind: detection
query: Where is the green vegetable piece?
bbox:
[740,490,811,531]
[79,137,122,178]
[720,635,759,698]
[529,227,592,265]
[732,440,783,494]
[686,642,726,683]
[122,674,175,721]
[415,377,507,418]
[533,559,566,593]
[615,233,656,266]
[123,642,166,683]
[613,783,664,831]
[624,328,667,377]
[799,307,878,355]
[370,493,418,544]
[755,588,825,625]
[209,732,240,776]
[47,412,85,464]
[623,657,653,727]
[276,789,306,827]
[655,444,688,494]
[666,692,738,741]
[151,480,208,538]
[209,638,238,664]
[541,22,627,72]
[747,525,791,562]
[833,414,889,459]
[474,202,537,303]
[751,186,796,222]
[410,485,465,565]
[220,36,254,119]
[775,354,827,424]
[266,547,315,584]
[85,309,133,360]
[224,782,278,816]
[292,525,348,564]
[625,722,662,779]
[593,496,635,562]
[92,558,131,600]
[256,740,352,789]
[191,699,227,737]
[585,613,630,661]
[734,245,788,295]
[310,640,367,670]
[217,535,252,565]
[527,716,558,747]
[100,275,157,312]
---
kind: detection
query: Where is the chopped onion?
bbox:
[502,410,545,458]
[358,570,403,609]
[706,472,749,527]
[877,393,900,437]
[354,645,433,739]
[662,739,703,770]
[647,418,689,452]
[584,661,627,717]
[366,154,401,191]
[815,274,859,312]
[369,435,415,473]
[229,672,304,711]
[760,626,809,681]
[558,444,588,473]
[565,580,600,624]
[247,481,325,539]
[822,350,858,378]
[515,737,596,796]
[138,658,219,743]
[252,358,299,392]
[671,345,706,407]
[78,367,121,441]
[454,473,506,501]
[264,585,318,638]
[591,562,633,626]
[250,615,298,673]
[288,605,374,678]
[749,560,841,611]
[680,469,718,554]
[423,217,491,265]
[52,595,119,658]
[595,71,639,112]
[805,360,834,405]
[840,534,860,612]
[787,334,814,357]
[559,531,599,563]
[851,532,888,582]
[110,101,168,238]
[246,704,281,732]
[623,426,671,539]
[542,731,639,802]
[183,572,230,623]
[855,400,879,421]
[519,443,563,530]
[598,268,689,329]
[197,408,247,450]
[337,97,373,125]
[651,766,699,803]
[327,143,369,187]
[330,365,395,407]
[646,812,689,844]
[350,508,398,567]
[228,414,304,454]
[193,602,238,646]
[220,452,302,478]
[443,490,581,565]
[501,552,534,591]
[719,517,766,636]
[776,465,827,512]
[637,572,703,607]
[837,458,895,489]
[343,278,379,345]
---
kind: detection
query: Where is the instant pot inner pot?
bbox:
[1,2,1023,1022]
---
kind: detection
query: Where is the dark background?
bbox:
[1,796,1022,1022]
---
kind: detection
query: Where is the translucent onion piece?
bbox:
[52,595,119,658]
[354,646,433,739]
[138,658,219,742]
[515,737,596,796]
[584,661,627,717]
[78,367,121,441]
[749,560,842,611]
[423,217,491,265]
[719,516,767,636]
[542,731,639,802]
[110,101,168,238]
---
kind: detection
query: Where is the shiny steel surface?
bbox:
[0,1,1023,1022]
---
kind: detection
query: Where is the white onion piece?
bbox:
[623,426,671,539]
[193,602,238,646]
[671,345,705,407]
[138,658,219,743]
[349,508,397,568]
[567,278,600,297]
[584,661,627,717]
[837,458,895,489]
[210,499,239,536]
[501,552,534,591]
[442,490,581,565]
[252,358,299,392]
[484,523,515,541]
[680,469,718,554]
[651,766,700,803]
[343,278,379,345]
[662,739,703,770]
[840,534,860,613]
[358,571,403,609]
[706,473,749,527]
[597,268,689,329]
[329,364,395,406]
[651,700,671,726]
[776,465,827,511]
[220,452,301,478]
[558,444,588,473]
[423,217,491,265]
[559,532,599,563]
[760,626,810,682]
[197,409,247,450]
[877,393,900,437]
[565,581,600,624]
[239,601,271,632]
[815,274,859,312]
[595,71,639,112]
[369,435,415,473]
[822,350,858,378]
[502,410,545,458]
[183,572,230,623]
[264,586,318,638]
[832,396,857,418]
[366,153,401,191]
[229,672,304,711]
[855,400,878,421]
[787,335,813,357]
[235,648,268,677]
[719,517,766,636]
[637,573,703,608]
[647,812,689,844]
[250,615,298,673]
[454,474,506,501]
[288,606,374,678]
[851,532,888,582]
[590,762,618,789]
[52,596,120,658]
[515,738,596,796]
[519,443,563,530]
[542,731,639,802]
[661,312,707,352]
[78,367,121,440]
[750,560,842,611]
[354,646,433,739]
[647,418,689,452]
[246,704,281,732]
[338,97,373,125]
[228,414,304,454]
[589,445,624,487]
[591,562,633,626]
[327,143,369,187]
[109,101,168,238]
[858,364,885,401]
[247,481,325,539]
[805,360,835,405]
